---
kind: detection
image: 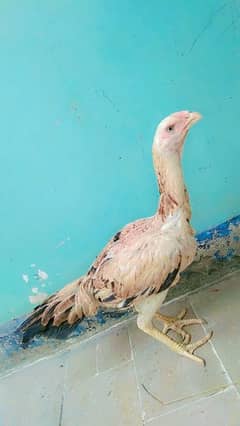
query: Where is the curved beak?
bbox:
[187,111,202,128]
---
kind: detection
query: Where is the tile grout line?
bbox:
[58,392,64,426]
[189,297,233,387]
[144,385,235,423]
[94,326,133,377]
[0,351,71,380]
[127,327,145,426]
[95,343,100,375]
[58,355,69,426]
[94,358,132,377]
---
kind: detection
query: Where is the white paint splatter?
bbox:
[31,287,38,294]
[37,269,48,280]
[56,236,70,248]
[29,292,48,305]
[56,240,65,249]
[22,274,29,284]
[30,263,36,268]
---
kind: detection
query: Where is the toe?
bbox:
[182,333,191,344]
[176,308,188,320]
[186,331,213,354]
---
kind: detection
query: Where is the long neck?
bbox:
[153,150,191,222]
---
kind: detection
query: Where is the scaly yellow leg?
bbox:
[137,317,212,366]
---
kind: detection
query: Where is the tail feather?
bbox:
[41,300,61,326]
[18,277,84,344]
[52,294,75,318]
[20,316,79,347]
[52,307,73,327]
[68,308,80,325]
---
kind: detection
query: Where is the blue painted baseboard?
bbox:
[196,214,240,260]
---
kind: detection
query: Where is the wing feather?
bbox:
[90,224,183,309]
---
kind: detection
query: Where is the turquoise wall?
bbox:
[1,1,240,323]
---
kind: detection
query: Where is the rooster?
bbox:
[20,110,212,365]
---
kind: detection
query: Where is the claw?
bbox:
[182,351,206,366]
[180,331,213,366]
[153,308,213,364]
[176,308,188,320]
[162,322,191,344]
[154,309,205,344]
[186,331,213,355]
[182,331,191,345]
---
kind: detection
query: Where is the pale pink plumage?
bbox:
[21,111,212,364]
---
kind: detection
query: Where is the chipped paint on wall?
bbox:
[196,215,240,260]
[29,292,48,305]
[56,236,70,249]
[22,274,29,284]
[168,215,240,301]
[21,265,50,307]
[37,270,48,280]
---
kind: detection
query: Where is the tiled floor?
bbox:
[1,272,240,426]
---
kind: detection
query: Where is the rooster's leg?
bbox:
[135,291,212,365]
[154,309,205,344]
[137,317,212,365]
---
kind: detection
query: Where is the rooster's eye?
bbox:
[167,125,174,132]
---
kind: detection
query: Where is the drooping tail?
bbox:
[19,277,88,345]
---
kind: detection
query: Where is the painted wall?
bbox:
[0,0,240,324]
